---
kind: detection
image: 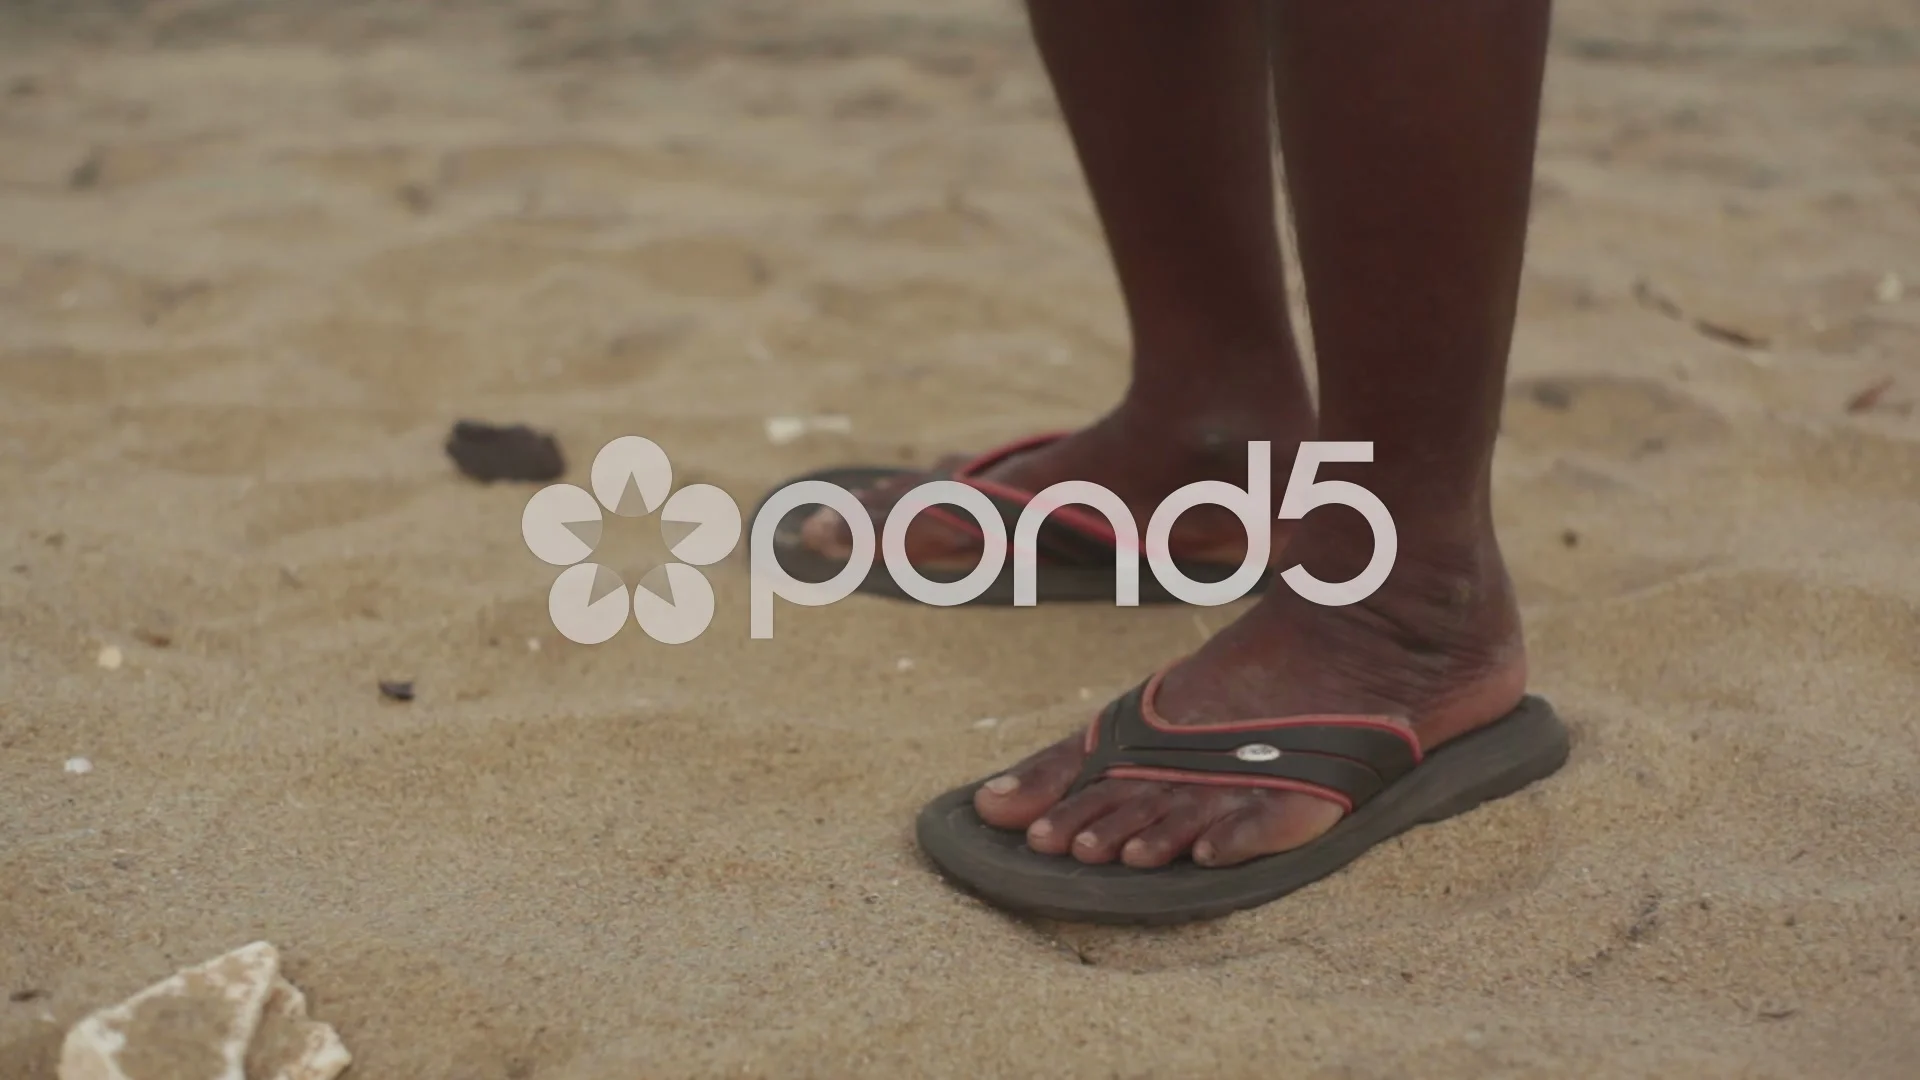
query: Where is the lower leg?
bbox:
[805,0,1312,564]
[977,0,1554,868]
[1274,0,1549,555]
[1026,0,1307,426]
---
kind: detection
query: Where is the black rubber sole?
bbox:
[756,466,1270,605]
[914,695,1569,925]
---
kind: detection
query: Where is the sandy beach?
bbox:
[3,0,1918,1075]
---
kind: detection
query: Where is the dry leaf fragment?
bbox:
[1692,319,1768,349]
[1845,377,1895,414]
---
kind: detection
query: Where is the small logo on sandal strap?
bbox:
[1234,743,1282,762]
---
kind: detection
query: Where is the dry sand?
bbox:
[3,1,1918,1076]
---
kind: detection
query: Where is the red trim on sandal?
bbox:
[950,431,1070,477]
[951,432,1125,548]
[1134,665,1426,764]
[916,504,988,542]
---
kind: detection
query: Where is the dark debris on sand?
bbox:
[444,420,565,483]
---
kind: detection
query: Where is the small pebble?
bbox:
[895,657,914,672]
[95,645,122,670]
[1077,687,1092,700]
[65,757,93,775]
[526,637,542,653]
[765,417,807,444]
[1876,271,1904,304]
[973,717,999,730]
[764,414,852,446]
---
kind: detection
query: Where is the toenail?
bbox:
[1074,832,1098,849]
[983,774,1019,796]
[1029,820,1053,839]
[1193,841,1216,866]
[1123,839,1146,860]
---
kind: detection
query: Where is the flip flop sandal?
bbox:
[755,433,1271,605]
[915,670,1570,925]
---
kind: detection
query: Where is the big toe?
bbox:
[972,736,1086,829]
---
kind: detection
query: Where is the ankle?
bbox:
[1274,522,1526,739]
[1122,336,1313,427]
[1106,390,1316,480]
[1283,515,1518,642]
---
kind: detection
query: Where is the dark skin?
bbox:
[802,0,1310,567]
[810,0,1552,867]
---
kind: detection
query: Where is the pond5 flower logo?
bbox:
[520,436,741,644]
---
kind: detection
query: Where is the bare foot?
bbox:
[799,388,1314,569]
[971,519,1526,868]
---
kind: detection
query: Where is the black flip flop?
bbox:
[916,671,1569,925]
[755,433,1270,605]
